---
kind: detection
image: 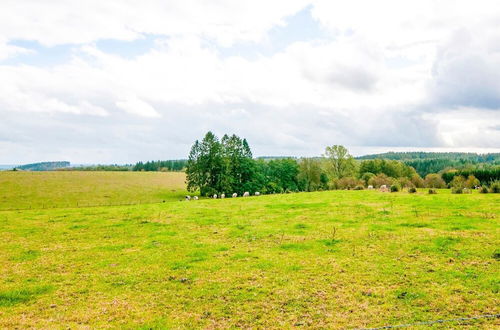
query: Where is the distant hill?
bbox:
[356,152,500,161]
[356,152,500,177]
[16,161,70,171]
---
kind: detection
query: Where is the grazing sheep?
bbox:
[213,194,218,199]
[379,185,389,192]
[221,193,225,199]
[193,196,198,200]
[243,192,250,197]
[255,192,260,196]
[232,193,238,198]
[367,185,374,190]
[185,195,191,201]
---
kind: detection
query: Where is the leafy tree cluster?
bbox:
[186,132,255,196]
[133,160,187,172]
[359,159,417,179]
[186,132,308,196]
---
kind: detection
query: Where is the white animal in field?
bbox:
[255,192,260,196]
[232,193,237,198]
[243,191,250,197]
[367,185,374,190]
[213,194,218,199]
[193,196,198,200]
[185,195,191,201]
[221,193,225,199]
[379,185,389,192]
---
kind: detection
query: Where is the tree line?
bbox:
[186,132,500,196]
[357,151,500,177]
[133,160,187,172]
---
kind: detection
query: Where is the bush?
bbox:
[428,189,437,194]
[390,184,400,192]
[408,187,417,193]
[450,175,466,190]
[369,173,393,188]
[353,185,364,190]
[337,177,361,190]
[424,174,446,188]
[397,177,413,188]
[480,186,489,193]
[361,172,375,186]
[410,174,425,188]
[451,187,463,194]
[465,175,480,189]
[490,181,500,193]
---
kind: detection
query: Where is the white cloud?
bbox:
[0,0,310,47]
[116,96,160,118]
[0,0,499,163]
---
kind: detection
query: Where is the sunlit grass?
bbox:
[0,171,188,210]
[0,174,498,328]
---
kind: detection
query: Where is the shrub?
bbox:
[397,177,412,188]
[369,173,393,188]
[451,187,463,194]
[424,174,446,188]
[428,189,437,194]
[390,184,400,192]
[451,175,466,190]
[353,185,364,190]
[337,177,361,190]
[410,174,425,188]
[408,187,417,193]
[465,175,480,189]
[490,181,500,193]
[361,172,375,186]
[480,186,489,193]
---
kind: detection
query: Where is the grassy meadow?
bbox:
[0,171,189,210]
[0,172,499,328]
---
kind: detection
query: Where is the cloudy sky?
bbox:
[1,0,500,164]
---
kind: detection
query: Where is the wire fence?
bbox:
[358,313,500,329]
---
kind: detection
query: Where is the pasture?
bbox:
[0,171,188,210]
[0,172,499,328]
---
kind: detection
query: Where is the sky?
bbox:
[1,0,500,164]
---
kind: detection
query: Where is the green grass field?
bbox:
[0,171,189,210]
[0,172,499,328]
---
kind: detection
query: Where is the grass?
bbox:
[0,173,499,328]
[0,171,189,210]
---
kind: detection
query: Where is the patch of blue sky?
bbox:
[95,34,159,58]
[1,34,160,67]
[384,56,421,69]
[1,40,73,66]
[218,5,332,60]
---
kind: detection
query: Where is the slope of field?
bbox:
[0,171,188,210]
[0,189,498,328]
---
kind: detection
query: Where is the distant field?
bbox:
[0,171,189,210]
[0,187,498,328]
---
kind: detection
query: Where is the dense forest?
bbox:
[357,152,500,177]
